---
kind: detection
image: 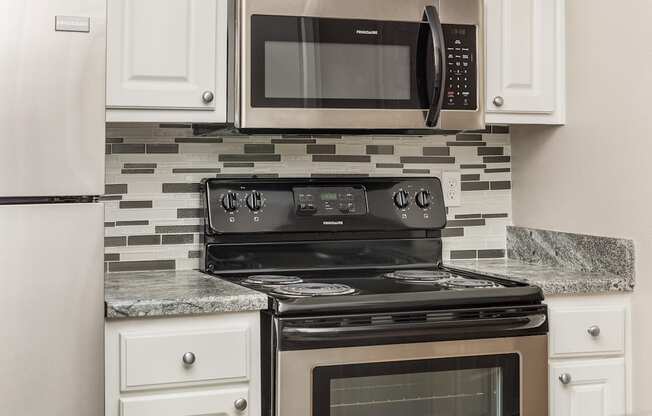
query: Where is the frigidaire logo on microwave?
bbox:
[356,29,379,35]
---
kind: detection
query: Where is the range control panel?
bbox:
[294,186,368,216]
[442,24,478,111]
[203,178,447,234]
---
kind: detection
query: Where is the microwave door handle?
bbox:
[423,6,447,127]
[282,314,547,340]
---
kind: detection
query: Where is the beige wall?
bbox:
[511,0,652,410]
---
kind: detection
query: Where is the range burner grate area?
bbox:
[272,283,356,297]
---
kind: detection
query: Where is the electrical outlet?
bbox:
[442,171,462,207]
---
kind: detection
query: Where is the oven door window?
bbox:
[313,354,519,416]
[250,15,434,109]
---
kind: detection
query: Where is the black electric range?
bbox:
[201,177,543,317]
[200,177,548,416]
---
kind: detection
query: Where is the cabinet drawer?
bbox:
[120,327,249,391]
[120,387,249,416]
[549,306,625,358]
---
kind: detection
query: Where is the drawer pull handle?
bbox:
[587,325,601,337]
[182,352,196,366]
[234,398,248,411]
[559,373,572,385]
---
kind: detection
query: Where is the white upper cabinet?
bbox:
[106,0,228,122]
[485,0,565,124]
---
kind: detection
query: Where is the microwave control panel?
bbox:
[442,24,478,111]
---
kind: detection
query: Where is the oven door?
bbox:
[278,336,547,416]
[274,306,548,416]
[237,0,484,131]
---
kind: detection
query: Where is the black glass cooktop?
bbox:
[210,267,543,316]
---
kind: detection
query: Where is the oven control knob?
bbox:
[393,190,410,209]
[246,191,263,211]
[415,190,431,208]
[222,192,239,212]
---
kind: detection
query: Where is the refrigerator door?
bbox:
[0,0,106,197]
[0,203,104,415]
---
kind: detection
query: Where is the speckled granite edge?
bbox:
[105,270,268,319]
[507,226,635,284]
[447,258,634,296]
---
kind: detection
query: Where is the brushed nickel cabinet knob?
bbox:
[202,90,215,104]
[587,325,601,337]
[493,96,505,107]
[182,352,196,366]
[559,373,572,385]
[234,398,248,411]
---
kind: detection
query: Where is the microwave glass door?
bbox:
[250,15,435,109]
[313,354,519,416]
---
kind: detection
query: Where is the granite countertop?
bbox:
[446,258,634,296]
[105,226,636,318]
[105,270,268,319]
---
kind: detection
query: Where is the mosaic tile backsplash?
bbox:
[104,123,512,272]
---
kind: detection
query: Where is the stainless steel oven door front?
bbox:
[236,0,484,131]
[277,335,548,416]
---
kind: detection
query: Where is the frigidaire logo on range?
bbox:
[356,29,379,35]
[323,221,344,226]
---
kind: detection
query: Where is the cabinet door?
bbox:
[120,387,248,416]
[550,359,626,416]
[485,0,562,119]
[107,0,224,113]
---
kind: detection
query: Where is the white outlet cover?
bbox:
[442,171,462,207]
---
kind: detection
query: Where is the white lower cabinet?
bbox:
[120,387,249,416]
[550,359,626,416]
[546,295,631,416]
[106,312,260,416]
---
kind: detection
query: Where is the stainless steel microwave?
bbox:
[231,0,485,132]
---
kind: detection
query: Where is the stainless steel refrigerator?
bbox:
[0,0,106,414]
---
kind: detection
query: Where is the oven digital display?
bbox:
[320,192,339,201]
[294,186,368,216]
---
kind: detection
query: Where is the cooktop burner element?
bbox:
[272,283,356,297]
[384,269,453,282]
[384,270,503,288]
[243,275,303,286]
[439,277,502,289]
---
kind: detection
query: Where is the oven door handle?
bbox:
[282,314,547,340]
[423,5,447,128]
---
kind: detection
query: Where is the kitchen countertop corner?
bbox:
[446,258,634,296]
[105,270,268,319]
